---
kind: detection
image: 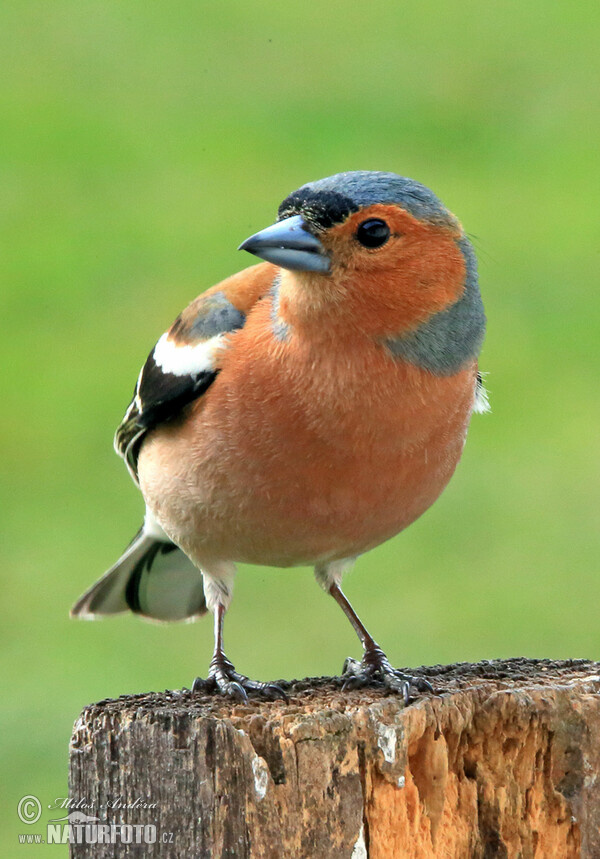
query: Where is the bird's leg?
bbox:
[192,582,287,703]
[328,582,433,704]
[202,604,247,700]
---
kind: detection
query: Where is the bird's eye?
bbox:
[355,219,391,249]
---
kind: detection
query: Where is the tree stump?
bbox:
[69,659,600,858]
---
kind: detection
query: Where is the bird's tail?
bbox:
[71,527,207,622]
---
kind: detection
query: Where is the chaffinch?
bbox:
[72,170,488,702]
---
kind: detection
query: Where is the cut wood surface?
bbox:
[69,658,600,858]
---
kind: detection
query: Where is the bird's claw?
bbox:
[192,655,288,703]
[341,653,433,704]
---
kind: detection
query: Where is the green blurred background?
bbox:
[2,0,599,852]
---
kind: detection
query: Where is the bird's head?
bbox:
[239,171,484,367]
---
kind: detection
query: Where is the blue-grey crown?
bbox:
[278,170,457,230]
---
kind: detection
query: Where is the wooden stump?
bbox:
[69,659,600,858]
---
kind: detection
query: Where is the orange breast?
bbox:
[138,296,478,568]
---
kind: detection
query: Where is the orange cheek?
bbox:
[321,231,467,337]
[386,232,467,323]
[312,206,466,334]
[276,206,468,339]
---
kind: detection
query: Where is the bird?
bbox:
[72,170,488,703]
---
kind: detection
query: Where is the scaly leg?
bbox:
[316,561,433,704]
[191,566,287,703]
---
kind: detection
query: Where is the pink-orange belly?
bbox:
[138,329,477,569]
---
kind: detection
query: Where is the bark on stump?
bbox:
[69,658,600,858]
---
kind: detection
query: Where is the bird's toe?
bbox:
[340,653,434,703]
[191,659,286,702]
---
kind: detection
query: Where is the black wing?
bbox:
[114,287,247,481]
[114,356,218,480]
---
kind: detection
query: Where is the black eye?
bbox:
[355,219,390,248]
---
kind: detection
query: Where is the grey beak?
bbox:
[238,215,330,273]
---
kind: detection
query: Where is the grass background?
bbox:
[2,1,599,852]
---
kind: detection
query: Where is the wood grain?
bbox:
[69,659,600,858]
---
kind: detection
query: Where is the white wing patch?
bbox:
[153,332,226,377]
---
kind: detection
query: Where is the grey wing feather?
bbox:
[71,529,207,622]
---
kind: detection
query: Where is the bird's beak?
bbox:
[238,215,331,273]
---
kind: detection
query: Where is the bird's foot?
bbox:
[191,653,288,704]
[341,647,433,704]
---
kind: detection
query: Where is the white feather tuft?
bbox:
[202,563,237,613]
[473,377,491,414]
[143,507,170,541]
